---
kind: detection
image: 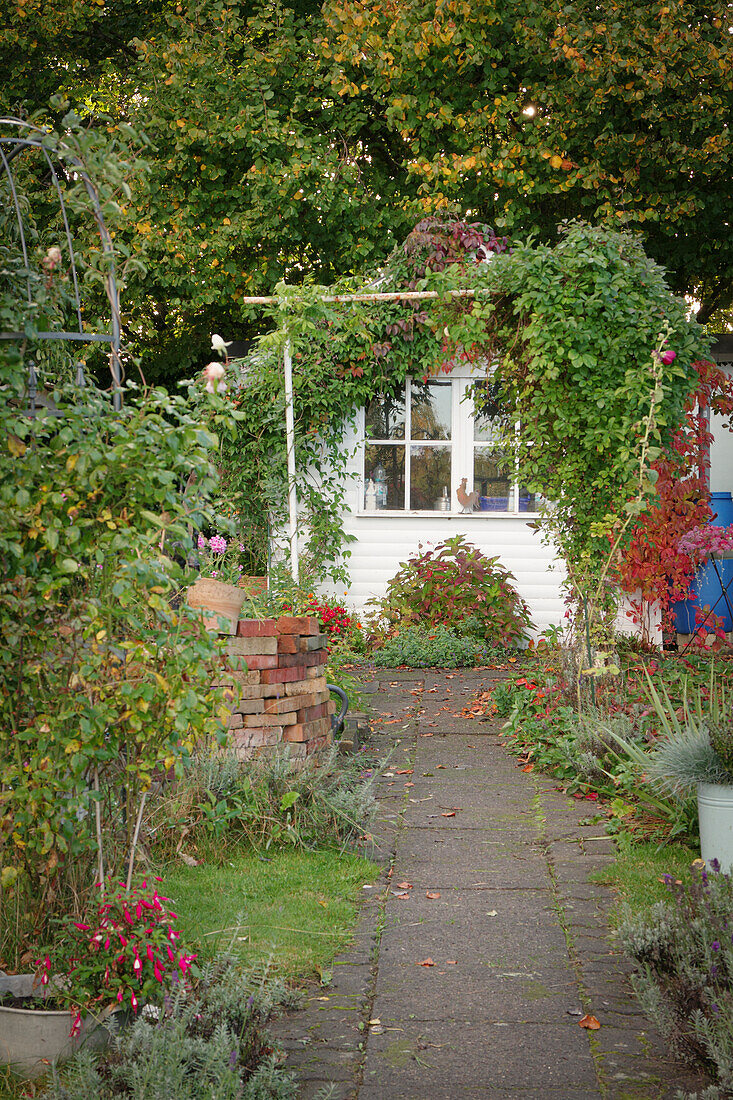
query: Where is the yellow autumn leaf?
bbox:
[1,866,18,887]
[550,155,563,169]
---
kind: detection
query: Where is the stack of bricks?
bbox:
[223,616,335,760]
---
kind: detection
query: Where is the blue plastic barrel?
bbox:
[711,491,733,527]
[672,557,733,633]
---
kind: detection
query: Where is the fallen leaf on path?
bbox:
[436,764,446,769]
[486,910,498,917]
[446,959,457,965]
[405,782,415,788]
[396,881,413,889]
[426,891,441,899]
[392,891,410,899]
[522,764,534,772]
[395,769,413,775]
[418,958,435,967]
[578,1014,601,1030]
[441,811,456,818]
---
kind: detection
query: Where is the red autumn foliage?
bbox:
[617,360,733,632]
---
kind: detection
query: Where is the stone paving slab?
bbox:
[270,671,711,1099]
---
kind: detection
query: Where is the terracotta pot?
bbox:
[238,575,267,595]
[0,977,121,1079]
[187,577,246,635]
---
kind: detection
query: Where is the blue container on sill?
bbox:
[479,496,509,511]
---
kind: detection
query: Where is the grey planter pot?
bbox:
[698,782,733,873]
[0,975,120,1079]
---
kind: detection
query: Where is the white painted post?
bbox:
[283,335,299,584]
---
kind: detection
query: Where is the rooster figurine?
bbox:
[456,478,480,512]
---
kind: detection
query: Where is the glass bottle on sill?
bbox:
[365,479,377,510]
[373,464,387,508]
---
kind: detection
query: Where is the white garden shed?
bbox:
[317,337,733,637]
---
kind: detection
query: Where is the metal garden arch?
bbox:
[0,117,123,410]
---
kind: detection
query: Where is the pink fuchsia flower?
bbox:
[208,536,226,555]
[660,349,677,365]
[70,1011,82,1037]
[130,991,138,1010]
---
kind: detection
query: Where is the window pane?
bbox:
[365,391,405,440]
[474,446,511,511]
[410,381,452,441]
[472,379,508,443]
[410,445,451,510]
[364,444,405,509]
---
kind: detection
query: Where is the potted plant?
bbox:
[626,669,733,871]
[187,532,250,633]
[0,879,196,1078]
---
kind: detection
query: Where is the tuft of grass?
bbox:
[589,831,699,926]
[163,848,381,982]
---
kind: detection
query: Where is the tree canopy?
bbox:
[1,0,731,382]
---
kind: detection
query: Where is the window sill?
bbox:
[355,509,543,519]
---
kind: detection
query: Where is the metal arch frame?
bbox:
[0,117,123,410]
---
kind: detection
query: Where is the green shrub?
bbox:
[371,535,531,647]
[40,957,299,1100]
[619,864,733,1092]
[372,624,495,668]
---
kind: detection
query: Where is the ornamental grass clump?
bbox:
[373,534,531,647]
[619,863,733,1091]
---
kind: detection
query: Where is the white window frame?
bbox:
[359,369,539,517]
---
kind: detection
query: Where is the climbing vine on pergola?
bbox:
[213,218,710,635]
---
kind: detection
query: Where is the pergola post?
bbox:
[283,334,299,584]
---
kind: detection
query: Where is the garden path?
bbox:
[270,669,708,1099]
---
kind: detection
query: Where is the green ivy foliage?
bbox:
[219,219,708,626]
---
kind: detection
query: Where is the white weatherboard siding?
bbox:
[318,418,567,636]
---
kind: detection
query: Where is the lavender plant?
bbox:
[620,863,733,1090]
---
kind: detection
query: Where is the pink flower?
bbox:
[133,953,142,974]
[130,991,138,1010]
[661,349,677,365]
[197,533,207,550]
[208,537,226,555]
[117,989,124,1003]
[70,1011,82,1037]
[73,923,90,931]
[154,961,164,982]
[203,362,226,394]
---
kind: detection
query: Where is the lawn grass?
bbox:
[590,831,700,926]
[163,846,381,983]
